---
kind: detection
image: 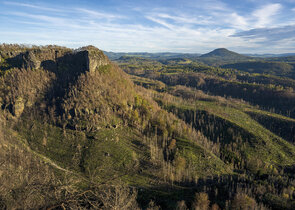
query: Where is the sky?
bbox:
[0,0,295,53]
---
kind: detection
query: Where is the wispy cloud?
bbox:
[8,11,84,29]
[76,8,124,20]
[231,25,295,43]
[228,13,249,30]
[3,1,63,12]
[187,0,230,12]
[145,16,175,30]
[150,13,213,26]
[252,3,282,27]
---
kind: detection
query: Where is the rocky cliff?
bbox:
[0,45,109,73]
[0,45,110,117]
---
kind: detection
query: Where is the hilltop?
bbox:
[200,48,249,59]
[195,48,252,66]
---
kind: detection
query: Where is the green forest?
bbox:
[1,44,295,209]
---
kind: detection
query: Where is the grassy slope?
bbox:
[128,73,295,168]
[156,94,295,168]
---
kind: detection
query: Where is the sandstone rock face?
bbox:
[86,48,109,73]
[22,51,41,69]
[18,45,109,74]
[0,45,110,118]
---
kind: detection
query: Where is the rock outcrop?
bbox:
[83,46,109,73]
[0,45,110,118]
[0,45,109,74]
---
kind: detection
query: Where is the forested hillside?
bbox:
[1,44,295,209]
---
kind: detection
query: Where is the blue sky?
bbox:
[0,0,295,53]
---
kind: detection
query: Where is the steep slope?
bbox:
[0,110,83,209]
[155,92,295,171]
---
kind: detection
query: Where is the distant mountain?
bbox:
[267,56,295,63]
[103,51,127,60]
[221,61,295,78]
[246,53,295,58]
[104,51,201,60]
[200,48,250,60]
[195,48,252,66]
[244,54,278,58]
[116,55,152,62]
[115,55,162,66]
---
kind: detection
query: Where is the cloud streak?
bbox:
[252,3,282,27]
[3,1,63,12]
[76,8,125,20]
[232,25,295,41]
